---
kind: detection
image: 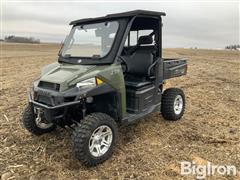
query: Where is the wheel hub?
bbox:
[35,108,53,129]
[93,135,102,144]
[89,125,113,157]
[174,95,183,115]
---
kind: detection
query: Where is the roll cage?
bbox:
[58,10,165,65]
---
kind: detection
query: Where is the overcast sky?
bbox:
[1,1,239,48]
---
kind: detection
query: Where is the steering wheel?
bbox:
[118,56,128,74]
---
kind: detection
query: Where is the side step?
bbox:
[121,103,161,125]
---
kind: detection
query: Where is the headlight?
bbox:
[76,77,103,89]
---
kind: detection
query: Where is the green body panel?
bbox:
[40,62,96,90]
[39,62,127,117]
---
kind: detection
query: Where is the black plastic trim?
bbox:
[29,92,81,110]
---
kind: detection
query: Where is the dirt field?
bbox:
[0,43,239,180]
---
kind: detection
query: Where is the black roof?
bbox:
[70,10,166,25]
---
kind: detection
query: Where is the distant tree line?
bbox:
[225,44,240,50]
[4,35,40,44]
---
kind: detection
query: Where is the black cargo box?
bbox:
[163,58,187,79]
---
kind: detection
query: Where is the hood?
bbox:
[40,63,96,85]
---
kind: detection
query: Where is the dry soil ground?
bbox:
[0,43,239,180]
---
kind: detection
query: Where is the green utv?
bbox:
[22,10,187,166]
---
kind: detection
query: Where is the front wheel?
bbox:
[73,113,118,166]
[161,88,185,121]
[22,104,56,135]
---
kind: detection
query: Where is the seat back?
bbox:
[124,49,153,76]
[122,35,156,76]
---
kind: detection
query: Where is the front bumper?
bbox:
[28,86,84,123]
[28,92,81,110]
[28,83,114,123]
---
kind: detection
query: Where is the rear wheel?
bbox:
[22,104,56,135]
[73,113,118,166]
[161,88,185,121]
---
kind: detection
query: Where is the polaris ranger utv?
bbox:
[22,10,187,166]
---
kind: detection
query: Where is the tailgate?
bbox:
[163,58,187,79]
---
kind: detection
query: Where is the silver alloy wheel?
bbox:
[35,111,53,129]
[174,95,183,115]
[89,125,113,157]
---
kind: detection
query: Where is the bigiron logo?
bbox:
[180,161,237,179]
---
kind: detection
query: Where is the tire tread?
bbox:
[73,113,117,166]
[22,104,56,135]
[161,88,185,121]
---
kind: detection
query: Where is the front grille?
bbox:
[38,81,60,91]
[64,96,76,102]
[37,95,52,105]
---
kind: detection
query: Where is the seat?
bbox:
[123,35,155,88]
[125,80,152,88]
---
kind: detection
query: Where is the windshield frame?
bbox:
[58,18,128,65]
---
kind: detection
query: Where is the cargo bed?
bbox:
[163,58,187,79]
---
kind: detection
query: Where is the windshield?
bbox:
[61,21,119,58]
